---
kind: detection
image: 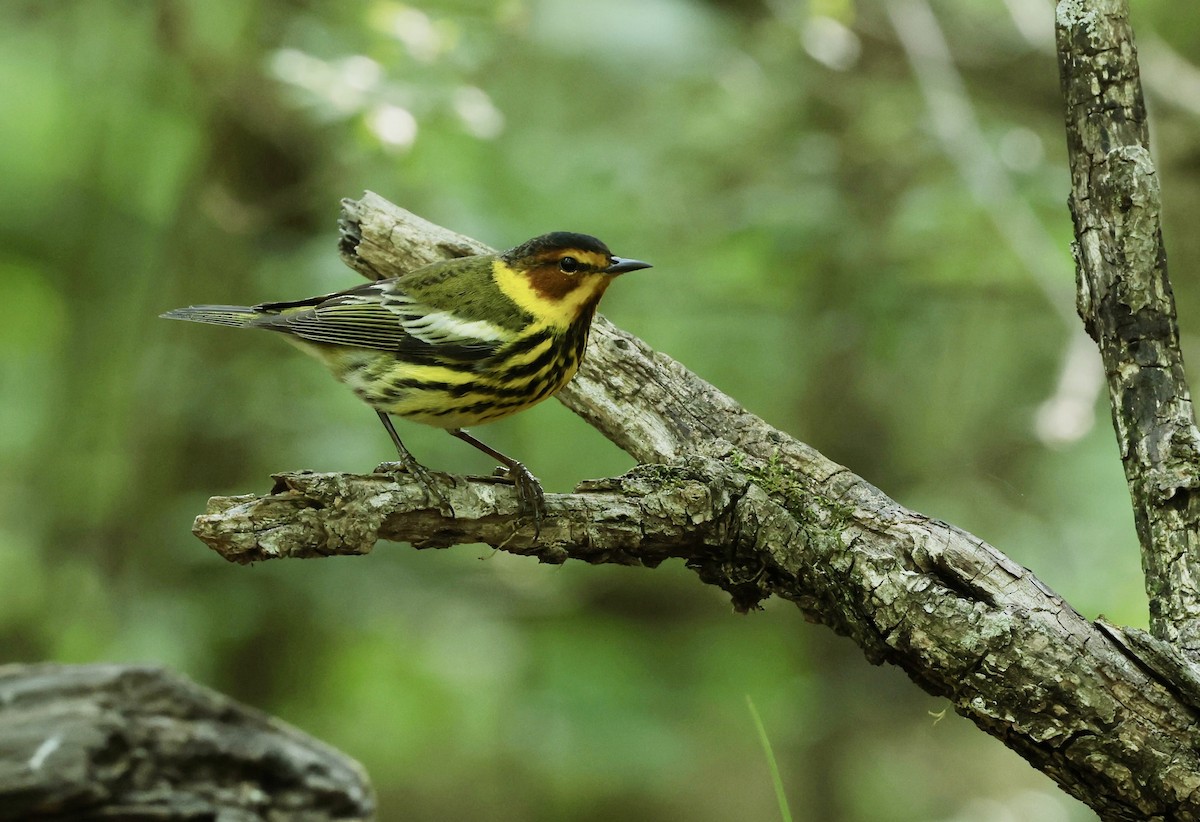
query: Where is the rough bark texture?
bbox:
[187,191,1200,820]
[1057,0,1200,651]
[0,663,373,821]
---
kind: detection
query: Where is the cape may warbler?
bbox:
[162,232,651,518]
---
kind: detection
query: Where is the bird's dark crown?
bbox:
[505,232,612,263]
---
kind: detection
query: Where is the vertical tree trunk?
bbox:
[1057,0,1200,652]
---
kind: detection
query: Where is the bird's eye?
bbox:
[558,256,581,273]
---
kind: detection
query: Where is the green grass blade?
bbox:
[746,695,793,822]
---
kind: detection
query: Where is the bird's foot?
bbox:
[375,460,454,518]
[491,462,545,536]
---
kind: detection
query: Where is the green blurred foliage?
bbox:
[4,0,1200,819]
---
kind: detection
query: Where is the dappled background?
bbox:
[4,1,1200,819]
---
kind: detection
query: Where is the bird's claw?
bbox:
[374,460,454,518]
[493,462,545,537]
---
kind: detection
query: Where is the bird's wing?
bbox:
[256,281,507,363]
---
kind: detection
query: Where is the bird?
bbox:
[161,232,651,521]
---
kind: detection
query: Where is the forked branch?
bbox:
[185,191,1200,818]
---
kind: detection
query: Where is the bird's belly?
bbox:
[328,347,583,429]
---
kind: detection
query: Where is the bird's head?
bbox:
[495,232,651,326]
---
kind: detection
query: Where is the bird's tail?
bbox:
[160,305,261,327]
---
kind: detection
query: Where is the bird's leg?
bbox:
[374,411,453,516]
[447,428,545,528]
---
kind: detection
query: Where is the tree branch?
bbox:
[181,191,1200,818]
[1057,0,1200,651]
[0,663,373,820]
[197,459,744,574]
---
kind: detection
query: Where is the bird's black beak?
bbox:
[605,256,652,275]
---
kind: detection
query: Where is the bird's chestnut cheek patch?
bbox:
[526,264,594,301]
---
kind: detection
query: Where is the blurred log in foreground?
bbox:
[0,663,374,821]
